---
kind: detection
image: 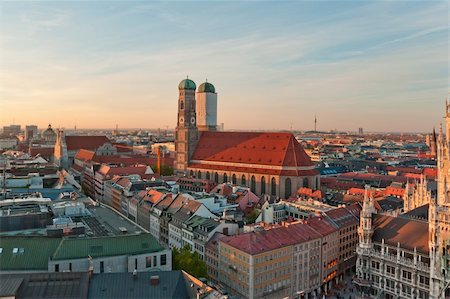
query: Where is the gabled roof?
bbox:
[373,214,429,254]
[29,147,54,157]
[75,149,96,161]
[323,204,360,229]
[172,200,202,224]
[65,136,111,151]
[97,165,151,178]
[221,221,323,255]
[190,132,315,175]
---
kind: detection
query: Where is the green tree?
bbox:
[245,208,261,224]
[151,164,174,176]
[172,245,207,278]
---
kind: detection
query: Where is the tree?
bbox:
[150,164,174,176]
[172,245,207,278]
[245,208,261,224]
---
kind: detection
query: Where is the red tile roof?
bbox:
[297,187,323,199]
[74,149,96,161]
[29,147,54,157]
[65,136,111,151]
[221,221,323,255]
[97,165,150,179]
[384,186,405,197]
[422,168,437,178]
[190,132,316,176]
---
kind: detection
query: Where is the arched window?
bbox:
[303,178,309,188]
[261,176,266,194]
[285,178,292,199]
[271,177,276,196]
[180,101,184,110]
[250,176,256,193]
[241,175,246,186]
[214,172,219,183]
[197,171,202,179]
[223,173,228,183]
[232,174,237,184]
[190,170,194,177]
[206,172,210,180]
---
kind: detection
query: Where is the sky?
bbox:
[0,1,448,132]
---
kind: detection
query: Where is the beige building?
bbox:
[217,205,360,299]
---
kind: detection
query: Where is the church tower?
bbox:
[54,129,68,169]
[358,185,374,249]
[356,185,375,283]
[175,78,198,176]
[196,81,217,132]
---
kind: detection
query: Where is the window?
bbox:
[241,175,246,186]
[261,176,266,194]
[223,173,228,183]
[55,264,59,272]
[197,171,202,179]
[190,170,194,177]
[180,101,184,110]
[206,172,210,180]
[284,178,291,199]
[69,263,72,271]
[146,256,152,268]
[402,270,412,281]
[419,275,430,286]
[303,177,309,188]
[386,265,395,276]
[232,174,237,184]
[214,172,219,183]
[135,258,138,270]
[161,254,167,266]
[251,176,256,193]
[271,177,276,196]
[153,255,157,267]
[100,261,104,273]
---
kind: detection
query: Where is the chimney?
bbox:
[150,275,159,285]
[222,227,229,235]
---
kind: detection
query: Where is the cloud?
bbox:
[20,9,69,29]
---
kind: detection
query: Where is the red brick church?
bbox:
[175,78,319,198]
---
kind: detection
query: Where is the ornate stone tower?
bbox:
[54,129,68,169]
[175,78,198,176]
[428,98,450,298]
[358,185,374,249]
[356,185,375,284]
[196,81,217,132]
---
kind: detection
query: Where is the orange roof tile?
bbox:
[65,136,111,151]
[191,132,314,171]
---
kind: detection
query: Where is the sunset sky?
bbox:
[0,1,448,132]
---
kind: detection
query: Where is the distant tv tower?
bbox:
[314,114,317,132]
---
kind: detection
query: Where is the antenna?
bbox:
[314,113,317,132]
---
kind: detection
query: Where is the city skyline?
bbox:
[1,1,448,132]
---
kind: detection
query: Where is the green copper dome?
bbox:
[178,78,196,90]
[198,82,216,93]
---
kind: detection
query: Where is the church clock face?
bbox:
[179,117,184,125]
[190,117,196,125]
